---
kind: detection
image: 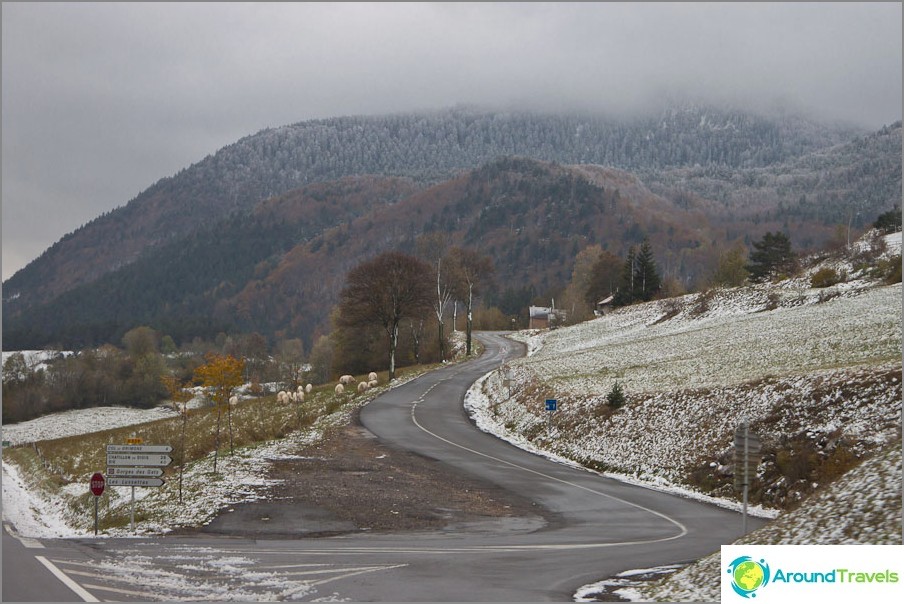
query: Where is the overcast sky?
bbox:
[2,2,901,282]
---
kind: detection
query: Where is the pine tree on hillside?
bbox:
[746,232,796,283]
[613,240,661,306]
[613,247,637,307]
[633,239,661,302]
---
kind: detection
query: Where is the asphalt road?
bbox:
[2,332,766,601]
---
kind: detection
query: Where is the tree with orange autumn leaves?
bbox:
[194,353,245,473]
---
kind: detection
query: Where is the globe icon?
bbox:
[733,560,765,592]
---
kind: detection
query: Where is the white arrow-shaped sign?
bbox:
[105,467,164,478]
[107,477,165,488]
[106,444,172,454]
[106,453,172,467]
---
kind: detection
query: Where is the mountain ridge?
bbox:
[3,106,899,351]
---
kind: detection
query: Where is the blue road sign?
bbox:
[545,399,557,412]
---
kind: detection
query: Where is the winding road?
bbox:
[2,332,765,601]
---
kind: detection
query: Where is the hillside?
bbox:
[2,158,729,350]
[465,231,901,517]
[3,105,881,325]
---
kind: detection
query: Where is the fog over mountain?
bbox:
[2,2,901,280]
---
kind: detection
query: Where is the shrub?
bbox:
[810,267,845,288]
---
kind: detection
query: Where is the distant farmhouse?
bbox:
[594,294,615,317]
[528,305,567,329]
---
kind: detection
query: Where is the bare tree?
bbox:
[416,233,454,362]
[337,251,433,380]
[448,248,494,356]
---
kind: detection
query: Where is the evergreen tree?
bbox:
[874,208,902,233]
[633,239,661,302]
[613,247,637,306]
[614,240,661,306]
[606,381,626,409]
[746,232,796,283]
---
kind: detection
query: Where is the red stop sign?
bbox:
[90,472,105,497]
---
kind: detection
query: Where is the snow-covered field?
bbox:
[469,284,900,492]
[1,405,178,446]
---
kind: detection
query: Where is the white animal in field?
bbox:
[335,383,345,395]
[339,374,356,385]
[305,384,313,393]
[368,372,378,383]
[357,381,369,393]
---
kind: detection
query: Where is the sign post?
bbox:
[545,399,557,439]
[105,444,171,533]
[734,420,762,534]
[89,472,105,535]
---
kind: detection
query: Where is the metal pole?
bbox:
[743,422,749,534]
[130,486,136,533]
[94,496,98,536]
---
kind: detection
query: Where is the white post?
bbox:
[742,422,749,534]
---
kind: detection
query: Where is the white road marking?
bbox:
[4,522,44,548]
[304,564,409,587]
[34,555,99,602]
[80,583,163,600]
[406,355,690,546]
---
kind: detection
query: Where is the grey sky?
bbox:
[2,2,901,281]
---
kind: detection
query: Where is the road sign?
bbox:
[733,425,762,490]
[107,477,165,488]
[89,472,105,497]
[126,437,143,445]
[545,399,557,412]
[734,421,763,535]
[106,444,172,454]
[106,453,172,467]
[105,466,164,478]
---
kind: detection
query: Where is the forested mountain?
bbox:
[3,104,863,310]
[3,159,711,349]
[3,105,899,352]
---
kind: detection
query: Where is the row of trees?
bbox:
[335,241,494,380]
[555,229,817,323]
[2,238,498,423]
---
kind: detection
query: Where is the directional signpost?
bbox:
[106,453,173,466]
[105,444,171,533]
[105,467,164,478]
[734,420,762,534]
[107,477,165,488]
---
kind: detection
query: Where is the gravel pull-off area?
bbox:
[199,411,552,538]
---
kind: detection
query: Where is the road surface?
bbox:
[2,332,765,601]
